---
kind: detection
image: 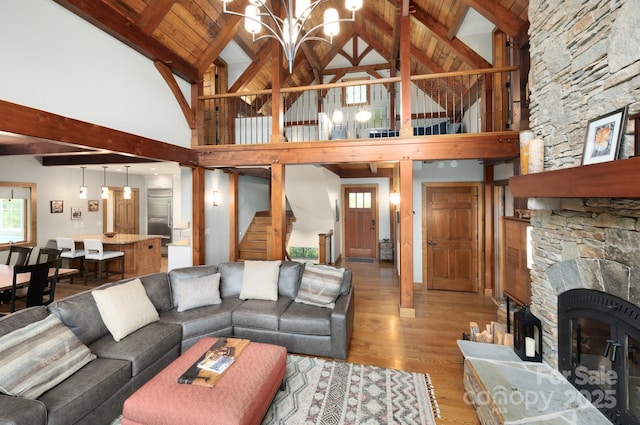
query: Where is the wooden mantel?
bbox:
[510,156,640,198]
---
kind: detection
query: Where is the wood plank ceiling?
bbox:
[1,0,529,173]
[52,0,529,89]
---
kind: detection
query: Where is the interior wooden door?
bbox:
[424,184,479,292]
[113,189,139,234]
[344,186,378,260]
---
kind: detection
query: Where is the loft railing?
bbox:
[199,67,517,146]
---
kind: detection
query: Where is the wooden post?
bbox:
[270,2,285,143]
[484,164,494,295]
[270,163,286,260]
[399,159,414,317]
[228,170,239,261]
[191,166,205,265]
[398,2,413,138]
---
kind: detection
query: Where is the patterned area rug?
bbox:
[262,355,440,425]
[111,355,439,425]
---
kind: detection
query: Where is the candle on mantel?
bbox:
[519,130,535,175]
[528,138,544,173]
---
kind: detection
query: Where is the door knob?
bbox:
[427,241,437,246]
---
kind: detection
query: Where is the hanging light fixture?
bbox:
[222,0,362,72]
[79,166,88,199]
[355,107,372,122]
[123,166,132,200]
[101,166,109,199]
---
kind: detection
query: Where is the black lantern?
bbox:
[513,305,542,362]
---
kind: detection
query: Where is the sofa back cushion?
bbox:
[135,272,173,312]
[218,262,244,298]
[218,261,304,300]
[278,261,304,299]
[48,291,109,345]
[340,268,352,295]
[0,306,49,338]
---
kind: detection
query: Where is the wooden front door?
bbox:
[344,186,378,259]
[424,184,479,292]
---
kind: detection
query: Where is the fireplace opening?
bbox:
[559,289,640,425]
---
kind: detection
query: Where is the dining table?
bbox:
[0,264,79,292]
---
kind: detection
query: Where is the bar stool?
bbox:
[56,237,85,284]
[83,239,124,285]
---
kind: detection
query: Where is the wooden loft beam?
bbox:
[196,14,243,74]
[411,4,491,69]
[448,3,470,40]
[136,0,174,34]
[0,100,198,166]
[462,0,528,40]
[196,131,519,167]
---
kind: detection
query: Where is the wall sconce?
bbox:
[389,192,400,206]
[123,165,132,200]
[212,190,221,207]
[355,108,372,123]
[79,166,87,199]
[101,166,109,199]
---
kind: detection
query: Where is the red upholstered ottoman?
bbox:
[122,337,287,425]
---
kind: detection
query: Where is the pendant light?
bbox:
[123,165,132,200]
[79,166,88,199]
[101,166,109,199]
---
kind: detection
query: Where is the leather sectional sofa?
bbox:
[0,261,354,425]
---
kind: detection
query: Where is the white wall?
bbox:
[0,156,147,262]
[0,0,192,147]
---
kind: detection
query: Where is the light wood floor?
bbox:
[54,257,496,425]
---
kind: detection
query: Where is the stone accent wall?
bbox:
[527,0,640,367]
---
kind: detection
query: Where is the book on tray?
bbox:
[177,338,250,388]
[197,346,236,374]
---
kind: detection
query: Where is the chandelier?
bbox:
[223,0,362,72]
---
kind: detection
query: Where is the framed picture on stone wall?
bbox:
[582,106,628,165]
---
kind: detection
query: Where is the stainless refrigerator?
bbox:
[147,189,172,255]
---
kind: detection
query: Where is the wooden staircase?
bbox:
[238,210,296,260]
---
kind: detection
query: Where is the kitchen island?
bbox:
[73,234,162,277]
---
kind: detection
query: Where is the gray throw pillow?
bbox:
[172,273,222,312]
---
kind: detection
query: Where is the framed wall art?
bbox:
[88,200,99,212]
[582,106,628,165]
[50,200,63,213]
[71,207,83,220]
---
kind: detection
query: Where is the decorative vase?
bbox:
[528,138,544,173]
[519,130,534,175]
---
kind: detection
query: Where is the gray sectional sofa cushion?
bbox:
[0,260,353,425]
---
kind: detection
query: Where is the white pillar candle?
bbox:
[528,138,544,173]
[525,336,535,357]
[519,130,534,175]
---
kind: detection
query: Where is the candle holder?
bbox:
[513,305,542,362]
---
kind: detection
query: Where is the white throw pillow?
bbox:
[172,273,222,312]
[0,315,96,399]
[239,260,282,301]
[91,278,159,342]
[294,264,345,308]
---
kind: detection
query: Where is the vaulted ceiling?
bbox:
[53,0,529,92]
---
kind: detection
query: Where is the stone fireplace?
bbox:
[526,199,640,423]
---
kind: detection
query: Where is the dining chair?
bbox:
[9,258,61,312]
[5,246,33,266]
[83,239,124,285]
[36,247,62,263]
[56,237,85,282]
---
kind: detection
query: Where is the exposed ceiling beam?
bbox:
[154,60,196,129]
[0,141,94,156]
[52,0,199,83]
[0,100,198,166]
[411,4,491,69]
[229,46,271,93]
[136,0,174,34]
[42,154,162,166]
[196,15,243,74]
[447,3,470,40]
[462,0,528,39]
